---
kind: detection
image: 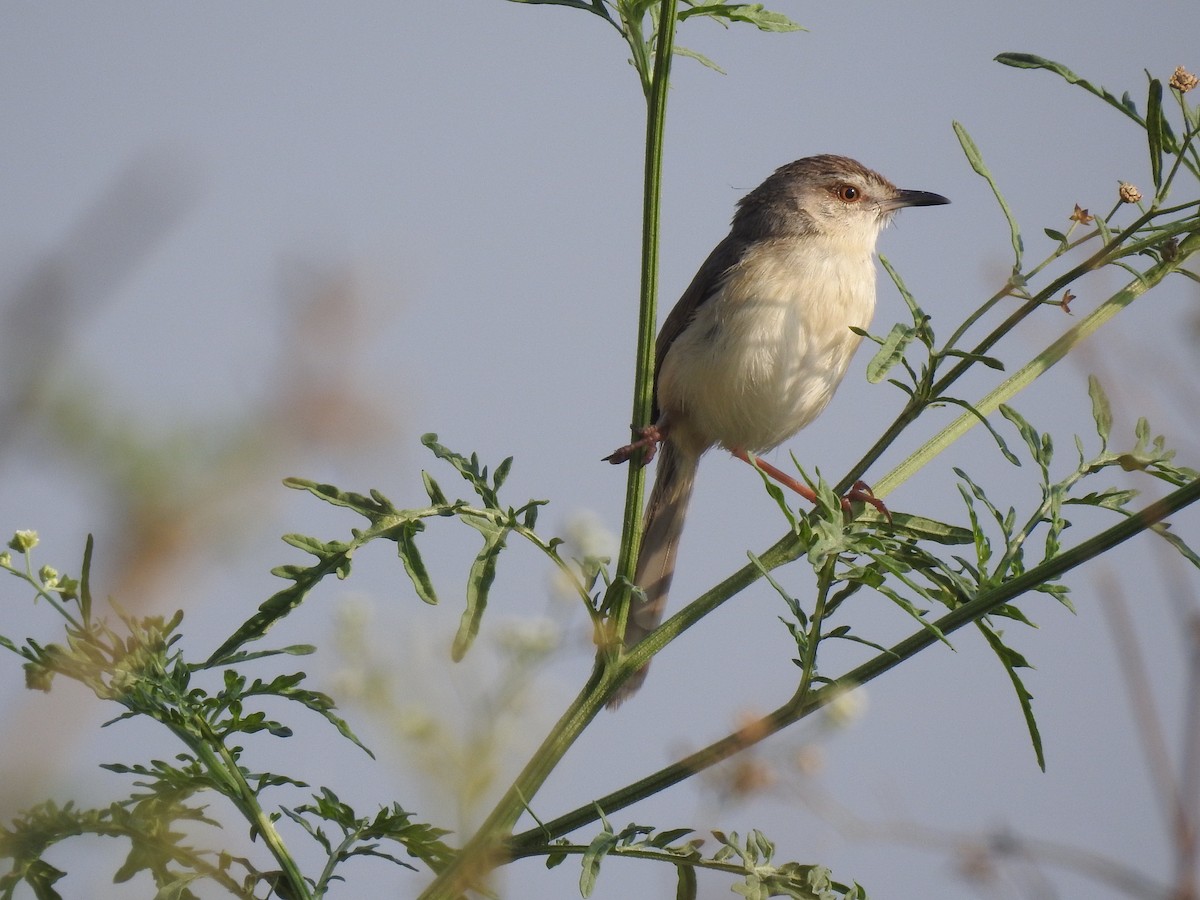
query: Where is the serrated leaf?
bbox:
[671,45,726,75]
[1064,488,1138,511]
[824,628,896,657]
[206,542,350,668]
[978,620,1044,770]
[678,3,804,32]
[938,397,1021,466]
[396,522,437,605]
[1150,521,1200,570]
[580,828,619,897]
[493,456,513,490]
[866,323,914,383]
[422,471,448,506]
[451,522,511,661]
[998,404,1047,468]
[25,858,66,900]
[1087,374,1112,448]
[506,0,614,19]
[868,510,974,545]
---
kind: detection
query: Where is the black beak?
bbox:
[886,188,951,210]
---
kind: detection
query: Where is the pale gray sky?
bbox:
[2,3,1199,898]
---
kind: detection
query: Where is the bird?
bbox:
[605,154,949,705]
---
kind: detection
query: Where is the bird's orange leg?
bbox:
[732,450,891,522]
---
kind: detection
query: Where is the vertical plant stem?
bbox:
[418,4,681,896]
[612,1,678,632]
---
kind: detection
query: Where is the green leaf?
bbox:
[79,534,94,625]
[1087,374,1112,448]
[422,470,448,506]
[153,875,203,900]
[953,121,1023,274]
[995,53,1180,155]
[676,862,698,900]
[422,433,501,508]
[937,397,1021,466]
[505,0,617,27]
[452,521,511,661]
[672,45,726,75]
[396,522,438,605]
[678,3,804,33]
[206,543,351,668]
[856,510,974,545]
[865,323,915,383]
[493,455,513,490]
[998,404,1050,470]
[823,628,895,657]
[938,348,1005,371]
[995,53,1138,116]
[580,825,619,897]
[25,858,66,900]
[1044,227,1067,244]
[879,254,927,324]
[1146,78,1164,190]
[978,620,1045,770]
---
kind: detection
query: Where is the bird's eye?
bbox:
[836,184,861,202]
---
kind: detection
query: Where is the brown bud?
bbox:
[1118,182,1142,204]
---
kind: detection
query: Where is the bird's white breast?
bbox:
[658,235,877,453]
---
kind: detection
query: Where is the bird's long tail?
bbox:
[608,438,698,707]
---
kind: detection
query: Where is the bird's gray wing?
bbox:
[652,232,748,420]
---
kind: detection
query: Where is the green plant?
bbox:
[2,4,1199,899]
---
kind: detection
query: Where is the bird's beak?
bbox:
[885,189,951,210]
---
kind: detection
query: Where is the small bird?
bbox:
[606,154,948,705]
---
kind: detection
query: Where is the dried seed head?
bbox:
[1169,65,1198,93]
[1070,204,1094,225]
[1118,182,1142,204]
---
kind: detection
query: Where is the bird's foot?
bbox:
[845,480,891,523]
[604,424,665,466]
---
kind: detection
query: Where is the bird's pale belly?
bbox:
[658,254,876,454]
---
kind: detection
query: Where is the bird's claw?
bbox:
[604,424,665,467]
[844,480,891,523]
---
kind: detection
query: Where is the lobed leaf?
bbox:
[978,620,1045,770]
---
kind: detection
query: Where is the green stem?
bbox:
[190,726,312,899]
[416,5,681,896]
[837,206,1197,497]
[875,234,1197,496]
[509,476,1200,850]
[611,0,678,634]
[417,662,609,899]
[792,556,836,706]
